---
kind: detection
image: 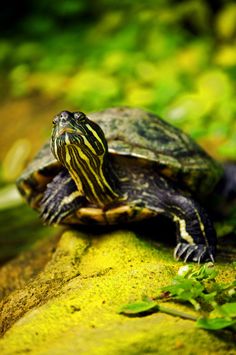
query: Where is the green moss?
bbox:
[0,229,235,354]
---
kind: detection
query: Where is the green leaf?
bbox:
[162,277,204,303]
[119,300,158,315]
[196,317,236,330]
[217,302,236,318]
[201,291,217,303]
[119,301,197,321]
[187,263,218,281]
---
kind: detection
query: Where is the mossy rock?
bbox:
[0,227,235,355]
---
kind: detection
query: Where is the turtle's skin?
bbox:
[17,107,227,263]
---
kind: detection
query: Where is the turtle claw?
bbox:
[174,243,216,263]
[40,197,70,225]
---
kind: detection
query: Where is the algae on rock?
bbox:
[0,228,235,355]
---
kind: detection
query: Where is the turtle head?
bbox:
[51,111,108,159]
[51,110,119,207]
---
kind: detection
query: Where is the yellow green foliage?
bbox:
[0,1,235,163]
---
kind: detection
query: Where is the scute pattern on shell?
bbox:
[89,107,223,195]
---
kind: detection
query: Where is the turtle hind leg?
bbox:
[117,161,217,263]
[133,174,217,263]
[160,193,217,263]
[40,169,84,225]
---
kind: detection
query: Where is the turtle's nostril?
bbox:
[53,111,71,125]
[60,111,69,119]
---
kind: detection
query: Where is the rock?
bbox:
[0,228,235,354]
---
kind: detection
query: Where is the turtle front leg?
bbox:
[40,169,84,225]
[162,193,217,263]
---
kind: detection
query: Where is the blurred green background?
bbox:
[1,0,236,183]
[0,0,236,260]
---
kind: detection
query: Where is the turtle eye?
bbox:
[60,111,70,123]
[53,115,59,125]
[74,112,86,121]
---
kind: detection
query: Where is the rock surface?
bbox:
[0,227,235,354]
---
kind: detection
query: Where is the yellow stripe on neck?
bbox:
[65,144,119,207]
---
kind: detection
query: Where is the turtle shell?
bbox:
[16,107,223,209]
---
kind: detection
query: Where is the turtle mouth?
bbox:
[56,126,86,138]
[58,127,75,136]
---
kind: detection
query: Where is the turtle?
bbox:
[16,107,234,263]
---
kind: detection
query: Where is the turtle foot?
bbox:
[174,243,216,263]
